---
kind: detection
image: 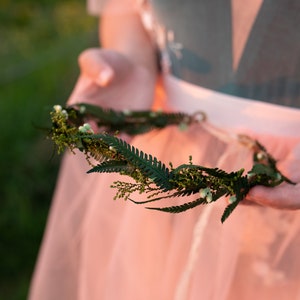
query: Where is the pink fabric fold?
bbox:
[30,75,300,300]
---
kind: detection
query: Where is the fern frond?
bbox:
[76,103,125,124]
[71,103,192,135]
[95,134,173,191]
[87,160,129,174]
[127,191,186,205]
[221,199,240,223]
[50,104,294,223]
[146,197,207,213]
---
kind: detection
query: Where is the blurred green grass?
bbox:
[0,0,98,298]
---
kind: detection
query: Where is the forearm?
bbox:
[100,11,158,78]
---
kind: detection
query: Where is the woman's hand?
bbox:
[247,145,300,210]
[68,48,157,111]
[248,183,300,210]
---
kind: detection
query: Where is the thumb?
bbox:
[78,48,114,87]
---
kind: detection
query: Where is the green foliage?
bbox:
[220,198,240,223]
[88,160,130,174]
[146,197,208,213]
[67,103,196,135]
[0,0,97,299]
[98,134,173,190]
[49,104,294,224]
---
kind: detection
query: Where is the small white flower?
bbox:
[78,123,94,133]
[228,195,237,204]
[79,105,86,113]
[123,109,132,116]
[149,112,157,117]
[206,192,213,203]
[247,172,255,179]
[256,151,266,161]
[61,109,68,119]
[83,123,91,131]
[78,125,86,133]
[199,187,210,198]
[199,187,213,202]
[53,105,62,112]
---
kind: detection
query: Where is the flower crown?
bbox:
[49,103,294,222]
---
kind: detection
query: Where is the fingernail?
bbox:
[96,68,113,86]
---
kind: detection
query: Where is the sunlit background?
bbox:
[0,0,98,298]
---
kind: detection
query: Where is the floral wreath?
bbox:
[49,103,294,222]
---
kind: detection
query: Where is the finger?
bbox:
[247,183,300,210]
[67,76,92,105]
[278,160,300,183]
[276,142,300,182]
[239,199,261,207]
[78,48,114,87]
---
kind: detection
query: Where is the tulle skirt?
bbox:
[30,75,300,300]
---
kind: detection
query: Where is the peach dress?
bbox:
[30,1,300,299]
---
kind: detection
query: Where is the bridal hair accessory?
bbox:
[49,104,294,222]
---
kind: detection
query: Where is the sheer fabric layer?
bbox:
[30,75,300,300]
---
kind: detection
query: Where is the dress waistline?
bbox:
[161,75,300,137]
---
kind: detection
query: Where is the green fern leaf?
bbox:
[146,197,207,213]
[221,199,240,223]
[71,103,192,135]
[87,160,129,174]
[96,134,173,191]
[77,103,125,124]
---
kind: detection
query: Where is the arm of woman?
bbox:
[68,6,158,111]
[100,7,157,76]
